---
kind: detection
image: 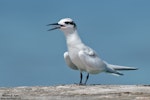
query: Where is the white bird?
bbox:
[47,18,138,85]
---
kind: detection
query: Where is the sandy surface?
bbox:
[0,84,150,100]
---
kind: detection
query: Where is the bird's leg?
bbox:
[84,73,89,85]
[79,72,83,85]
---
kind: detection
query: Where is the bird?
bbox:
[47,18,138,85]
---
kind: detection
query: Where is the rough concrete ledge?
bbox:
[0,85,150,100]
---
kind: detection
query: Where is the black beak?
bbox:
[47,23,61,31]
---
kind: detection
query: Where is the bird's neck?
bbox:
[64,30,83,47]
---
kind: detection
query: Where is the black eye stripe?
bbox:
[69,22,74,25]
[64,22,69,24]
[64,21,77,28]
[65,21,74,25]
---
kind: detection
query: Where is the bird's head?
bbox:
[47,18,77,33]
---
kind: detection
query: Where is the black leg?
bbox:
[79,72,83,85]
[84,73,89,85]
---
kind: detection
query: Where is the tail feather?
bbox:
[105,63,138,76]
[108,64,138,71]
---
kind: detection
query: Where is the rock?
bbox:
[0,85,150,100]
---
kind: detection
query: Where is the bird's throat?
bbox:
[65,30,83,48]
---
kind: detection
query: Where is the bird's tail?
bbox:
[105,63,138,76]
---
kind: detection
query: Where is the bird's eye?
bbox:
[65,21,74,25]
[64,21,76,28]
[65,22,70,24]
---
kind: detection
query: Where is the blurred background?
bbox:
[0,0,149,87]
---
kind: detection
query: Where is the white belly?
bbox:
[68,48,86,72]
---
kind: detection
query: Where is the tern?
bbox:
[47,18,138,85]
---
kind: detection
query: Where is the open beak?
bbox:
[47,23,61,31]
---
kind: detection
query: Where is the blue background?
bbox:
[0,0,149,87]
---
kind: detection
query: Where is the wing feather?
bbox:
[78,47,106,74]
